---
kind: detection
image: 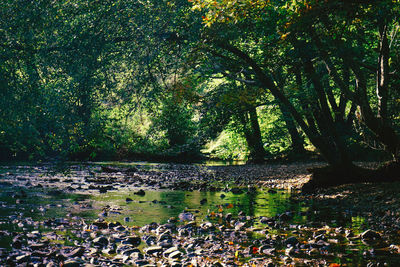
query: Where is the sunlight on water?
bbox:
[85,189,298,226]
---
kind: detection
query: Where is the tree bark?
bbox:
[278,102,306,154]
[239,107,266,163]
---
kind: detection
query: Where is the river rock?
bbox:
[230,188,243,194]
[92,220,108,229]
[121,248,141,256]
[93,236,108,247]
[131,251,144,260]
[116,245,133,254]
[122,236,141,246]
[63,260,81,267]
[102,246,116,255]
[163,246,178,258]
[134,189,145,196]
[12,239,23,249]
[143,235,157,246]
[63,247,85,258]
[285,236,299,246]
[115,225,126,232]
[108,221,122,229]
[234,222,246,231]
[29,243,48,250]
[361,229,381,240]
[145,246,163,255]
[158,232,173,242]
[285,247,295,256]
[261,248,276,255]
[16,254,30,263]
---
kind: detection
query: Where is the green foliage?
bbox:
[204,127,249,160]
[152,95,197,147]
[1,0,400,165]
[258,106,291,155]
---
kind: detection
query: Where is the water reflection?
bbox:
[86,189,300,226]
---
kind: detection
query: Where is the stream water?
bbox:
[0,162,399,266]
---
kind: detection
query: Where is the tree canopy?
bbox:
[1,0,400,184]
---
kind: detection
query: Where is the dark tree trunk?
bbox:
[278,102,306,154]
[214,41,399,191]
[313,16,400,161]
[248,106,267,163]
[239,107,267,163]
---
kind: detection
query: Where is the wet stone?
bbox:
[121,248,141,256]
[158,232,173,242]
[285,236,299,247]
[62,260,81,267]
[116,245,133,254]
[64,247,85,258]
[145,246,163,255]
[159,240,173,248]
[12,239,23,249]
[29,243,48,250]
[163,246,178,258]
[135,260,150,266]
[122,236,141,246]
[134,189,145,196]
[230,188,243,194]
[92,220,108,229]
[143,235,157,246]
[115,225,126,232]
[261,248,276,255]
[102,247,116,255]
[93,236,108,247]
[361,229,381,240]
[168,250,182,259]
[108,221,122,229]
[285,247,295,256]
[16,254,30,263]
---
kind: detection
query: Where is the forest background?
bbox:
[1,0,399,184]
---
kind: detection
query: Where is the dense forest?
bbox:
[1,0,400,184]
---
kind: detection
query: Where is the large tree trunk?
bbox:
[278,102,306,154]
[239,107,267,163]
[217,42,353,166]
[313,15,400,161]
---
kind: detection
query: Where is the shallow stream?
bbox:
[0,162,399,266]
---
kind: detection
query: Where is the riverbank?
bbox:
[1,161,399,266]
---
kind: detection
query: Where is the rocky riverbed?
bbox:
[0,162,400,266]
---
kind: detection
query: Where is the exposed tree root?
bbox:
[302,161,400,192]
